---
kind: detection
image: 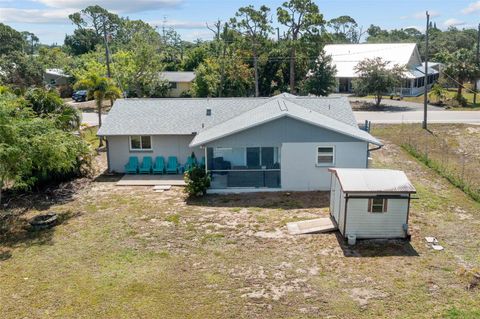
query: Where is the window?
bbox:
[316,146,334,166]
[130,136,152,151]
[261,147,274,168]
[246,147,260,168]
[368,198,388,213]
[169,82,178,89]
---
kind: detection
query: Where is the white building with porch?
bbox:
[324,43,439,97]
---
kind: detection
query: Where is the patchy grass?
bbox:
[1,130,480,318]
[373,124,480,202]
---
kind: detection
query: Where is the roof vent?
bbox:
[206,108,212,116]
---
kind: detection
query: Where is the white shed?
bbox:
[329,168,416,240]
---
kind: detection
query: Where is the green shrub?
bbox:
[184,165,210,197]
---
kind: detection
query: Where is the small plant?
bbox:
[184,165,210,197]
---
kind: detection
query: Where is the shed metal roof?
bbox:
[329,168,416,193]
[97,95,360,137]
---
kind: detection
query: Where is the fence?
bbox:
[399,124,480,202]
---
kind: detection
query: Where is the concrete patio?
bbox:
[116,174,186,186]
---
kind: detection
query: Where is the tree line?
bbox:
[1,2,479,100]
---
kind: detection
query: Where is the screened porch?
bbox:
[206,147,281,189]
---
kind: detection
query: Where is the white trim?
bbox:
[315,145,335,167]
[129,135,153,152]
[370,198,388,213]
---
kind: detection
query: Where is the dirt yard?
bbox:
[1,128,479,318]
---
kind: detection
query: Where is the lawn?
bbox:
[364,89,480,110]
[1,126,479,318]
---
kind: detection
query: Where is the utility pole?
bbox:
[276,27,280,41]
[102,16,111,78]
[474,23,480,106]
[423,11,430,130]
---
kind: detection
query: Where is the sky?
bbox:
[0,0,479,44]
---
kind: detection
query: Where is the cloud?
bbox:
[462,1,480,14]
[148,19,207,29]
[444,18,466,27]
[0,7,73,24]
[35,0,183,13]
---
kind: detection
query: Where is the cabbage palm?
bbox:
[428,83,447,105]
[75,73,121,146]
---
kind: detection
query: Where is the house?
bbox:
[323,43,439,96]
[43,68,70,87]
[159,71,196,97]
[329,168,416,239]
[97,94,382,191]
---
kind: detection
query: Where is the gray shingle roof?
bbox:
[190,98,381,147]
[97,95,373,144]
[160,71,196,82]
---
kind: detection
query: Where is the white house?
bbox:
[329,168,416,239]
[159,71,195,97]
[323,43,439,96]
[97,94,383,191]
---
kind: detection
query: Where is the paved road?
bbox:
[354,110,480,124]
[81,112,106,127]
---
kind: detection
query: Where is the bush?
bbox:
[184,165,210,197]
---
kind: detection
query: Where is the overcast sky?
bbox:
[0,0,479,44]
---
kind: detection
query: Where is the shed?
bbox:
[329,168,416,239]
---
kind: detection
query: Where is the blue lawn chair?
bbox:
[139,156,153,174]
[124,156,139,174]
[166,156,179,174]
[184,156,197,172]
[153,156,165,174]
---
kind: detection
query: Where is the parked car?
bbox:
[72,90,88,102]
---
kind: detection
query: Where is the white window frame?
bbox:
[129,135,152,151]
[369,198,388,213]
[316,145,335,166]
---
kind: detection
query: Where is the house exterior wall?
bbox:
[106,135,201,173]
[204,117,362,148]
[344,197,409,239]
[204,117,369,191]
[281,142,368,191]
[167,82,192,97]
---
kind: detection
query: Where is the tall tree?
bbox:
[0,23,25,55]
[21,31,39,55]
[301,50,336,96]
[277,0,325,94]
[436,48,480,99]
[231,5,272,97]
[328,16,363,43]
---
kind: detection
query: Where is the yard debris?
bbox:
[425,237,444,251]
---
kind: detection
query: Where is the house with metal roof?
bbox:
[97,94,383,191]
[159,71,195,97]
[329,168,416,240]
[323,43,439,96]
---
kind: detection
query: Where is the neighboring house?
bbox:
[97,93,382,191]
[159,71,196,97]
[329,168,416,239]
[43,68,71,87]
[324,43,439,96]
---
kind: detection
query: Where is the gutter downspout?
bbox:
[367,144,383,168]
[105,137,111,173]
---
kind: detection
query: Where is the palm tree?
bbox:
[75,73,121,146]
[428,83,447,105]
